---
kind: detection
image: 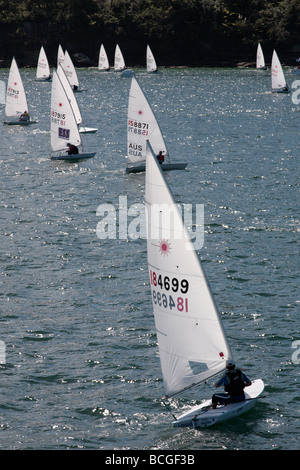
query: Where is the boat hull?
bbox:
[172,379,264,429]
[50,152,96,161]
[126,162,188,174]
[3,120,38,125]
[271,88,290,93]
[79,126,98,134]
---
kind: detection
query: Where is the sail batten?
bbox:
[145,141,231,398]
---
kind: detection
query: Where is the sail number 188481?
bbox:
[150,270,189,313]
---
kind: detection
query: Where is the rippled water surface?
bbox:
[0,66,299,450]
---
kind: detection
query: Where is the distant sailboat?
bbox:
[50,70,96,161]
[57,44,64,68]
[3,57,38,125]
[256,43,266,70]
[114,44,126,71]
[271,49,289,93]
[57,64,97,134]
[145,140,264,429]
[36,46,51,81]
[98,44,110,71]
[146,45,158,73]
[126,76,187,173]
[63,50,80,91]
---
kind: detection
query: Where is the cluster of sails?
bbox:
[2,41,270,430]
[256,42,290,93]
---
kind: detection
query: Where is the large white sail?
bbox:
[145,141,231,398]
[146,45,157,73]
[98,44,110,71]
[50,71,81,153]
[127,76,168,166]
[57,64,82,125]
[36,46,51,80]
[114,44,125,71]
[256,43,265,69]
[63,50,79,89]
[5,57,28,118]
[271,49,288,92]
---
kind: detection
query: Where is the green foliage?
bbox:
[1,0,300,65]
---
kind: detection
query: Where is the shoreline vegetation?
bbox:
[0,0,300,69]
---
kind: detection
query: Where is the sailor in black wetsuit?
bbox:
[212,359,252,409]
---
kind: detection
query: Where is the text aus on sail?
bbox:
[96,196,204,250]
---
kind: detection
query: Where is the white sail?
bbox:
[5,57,28,118]
[146,45,157,73]
[145,141,231,398]
[57,64,82,125]
[57,44,64,68]
[271,49,288,92]
[98,44,110,71]
[127,76,168,166]
[63,50,79,89]
[50,70,81,153]
[114,44,125,71]
[256,43,265,69]
[36,46,51,80]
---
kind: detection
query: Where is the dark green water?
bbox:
[0,66,299,449]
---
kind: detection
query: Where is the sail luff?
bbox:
[145,141,232,398]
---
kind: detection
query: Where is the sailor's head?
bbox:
[226,359,235,370]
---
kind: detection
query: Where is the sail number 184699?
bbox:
[150,270,189,313]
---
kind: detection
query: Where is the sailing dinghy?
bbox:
[145,141,264,429]
[36,46,51,81]
[3,57,38,125]
[256,43,266,70]
[271,49,289,93]
[57,44,64,68]
[98,44,110,71]
[50,70,96,161]
[126,76,187,173]
[146,45,158,73]
[57,64,97,134]
[114,44,126,72]
[63,50,81,92]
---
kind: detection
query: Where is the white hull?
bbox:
[3,119,38,125]
[173,379,264,429]
[126,162,187,174]
[79,126,98,134]
[50,152,96,161]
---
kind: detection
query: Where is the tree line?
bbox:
[0,0,300,67]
